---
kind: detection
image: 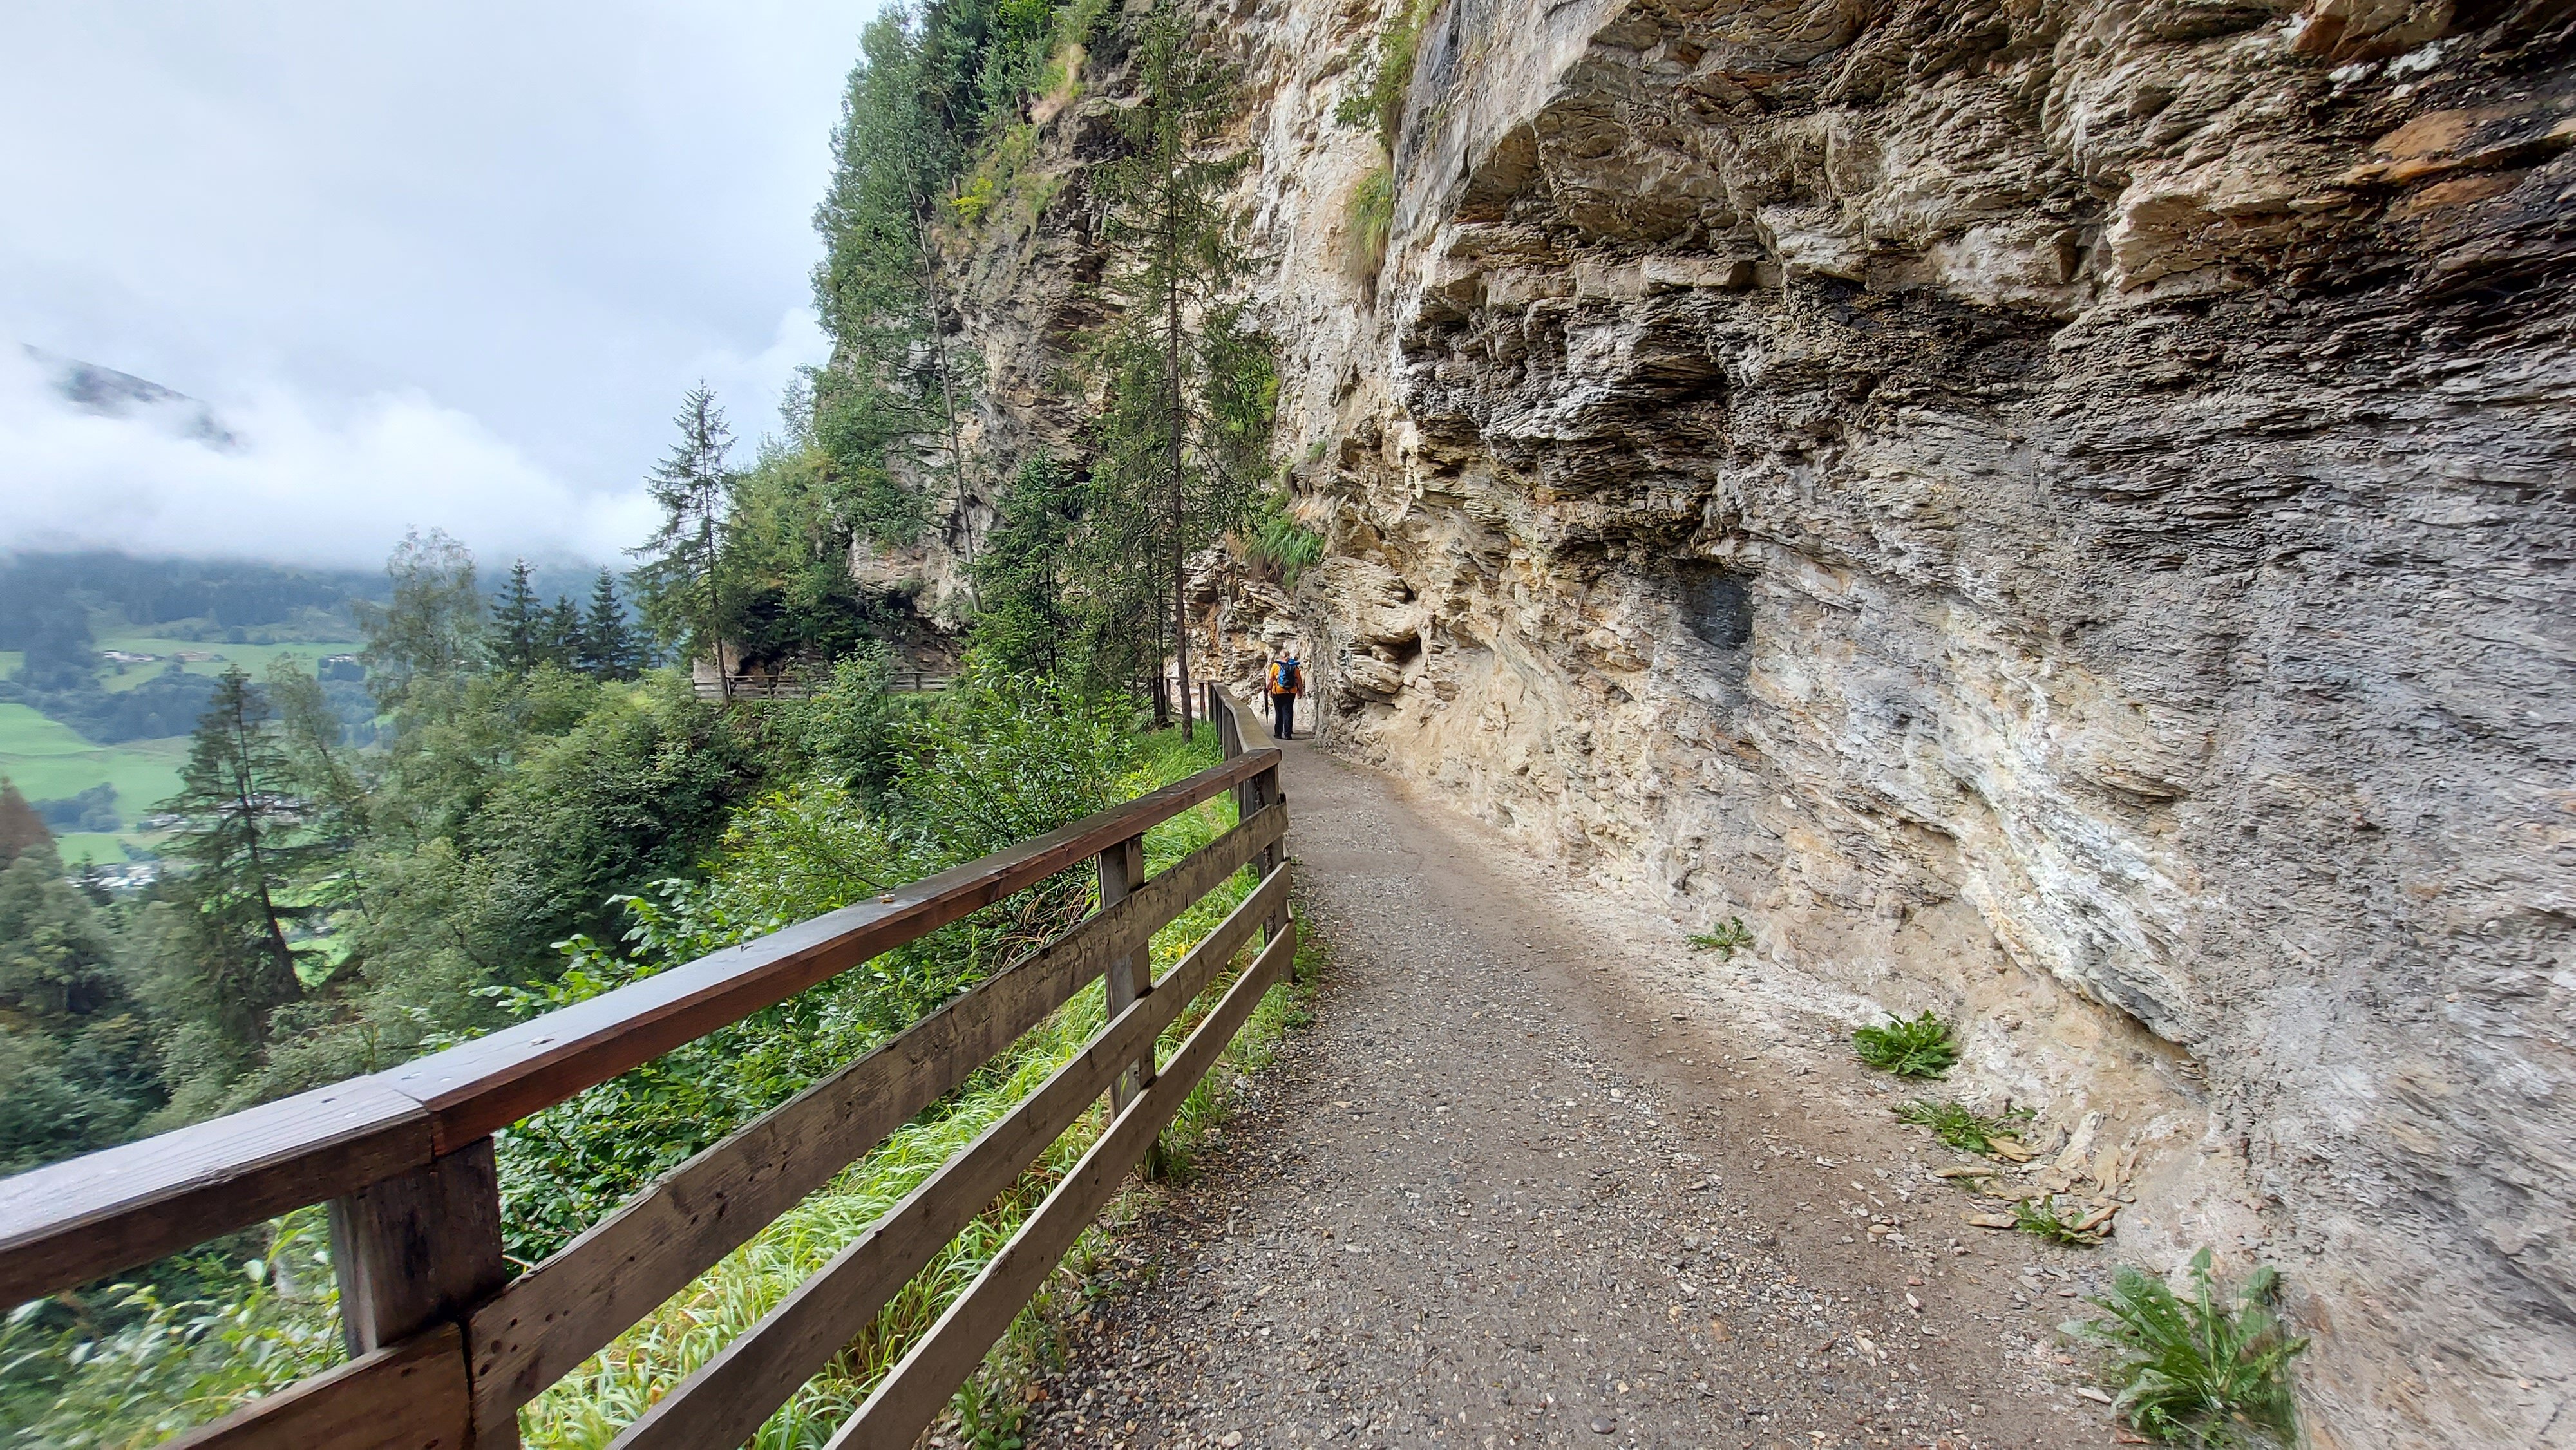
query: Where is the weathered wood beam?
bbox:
[825,916,1297,1449]
[466,804,1285,1435]
[604,869,1289,1450]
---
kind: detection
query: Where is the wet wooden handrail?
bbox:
[0,742,1289,1450]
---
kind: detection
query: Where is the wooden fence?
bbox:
[0,706,1284,1450]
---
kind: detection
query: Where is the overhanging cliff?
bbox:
[900,1,2575,1441]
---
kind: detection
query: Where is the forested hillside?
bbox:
[0,0,1295,1444]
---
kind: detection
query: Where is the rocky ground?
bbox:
[1018,731,2138,1449]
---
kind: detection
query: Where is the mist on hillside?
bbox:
[0,346,657,570]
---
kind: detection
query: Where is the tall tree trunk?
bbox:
[1166,180,1193,741]
[225,698,300,1037]
[703,479,731,704]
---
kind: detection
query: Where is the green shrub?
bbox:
[1892,1098,2032,1154]
[1686,915,1754,959]
[2068,1248,2308,1446]
[1852,1010,1959,1078]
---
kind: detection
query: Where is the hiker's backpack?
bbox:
[1270,660,1301,694]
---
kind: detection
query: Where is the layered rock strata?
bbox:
[1197,2,2576,1445]
[899,0,2572,1441]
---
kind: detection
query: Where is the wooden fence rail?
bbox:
[0,719,1287,1450]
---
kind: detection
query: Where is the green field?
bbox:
[3,633,365,861]
[0,704,191,862]
[94,635,352,693]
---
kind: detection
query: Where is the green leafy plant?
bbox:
[1686,916,1754,959]
[1348,164,1394,279]
[2013,1194,2109,1247]
[2067,1248,2308,1446]
[1247,502,1327,588]
[1332,0,1435,151]
[1852,1010,1959,1078]
[1893,1098,2032,1154]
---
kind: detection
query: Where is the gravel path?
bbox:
[1021,731,2116,1450]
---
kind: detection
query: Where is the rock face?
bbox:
[1198,1,2575,1444]
[916,0,2571,1440]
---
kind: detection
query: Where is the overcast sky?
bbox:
[0,1,872,571]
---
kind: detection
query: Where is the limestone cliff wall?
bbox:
[905,0,2573,1440]
[1198,1,2575,1445]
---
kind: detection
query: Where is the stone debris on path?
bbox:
[1018,737,2115,1449]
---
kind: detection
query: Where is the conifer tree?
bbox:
[578,569,642,681]
[1088,0,1273,733]
[544,596,583,670]
[972,453,1082,678]
[811,11,983,552]
[490,558,545,674]
[633,385,739,701]
[161,667,317,1050]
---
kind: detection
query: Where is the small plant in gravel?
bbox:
[1852,1010,1959,1078]
[2065,1248,2308,1447]
[1894,1098,2034,1154]
[1687,916,1756,959]
[2014,1194,2110,1247]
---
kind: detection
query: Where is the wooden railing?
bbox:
[0,719,1287,1450]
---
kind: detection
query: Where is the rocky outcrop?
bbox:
[1193,1,2576,1444]
[895,0,2571,1438]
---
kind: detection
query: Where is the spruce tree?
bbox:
[544,596,583,670]
[972,453,1081,678]
[578,569,641,681]
[810,11,981,552]
[491,558,545,674]
[160,667,317,1050]
[633,385,739,701]
[1088,0,1271,733]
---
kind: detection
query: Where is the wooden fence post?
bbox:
[1095,834,1153,1098]
[1233,759,1291,979]
[330,1138,513,1449]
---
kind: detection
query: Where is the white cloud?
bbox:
[0,1,865,569]
[0,346,654,569]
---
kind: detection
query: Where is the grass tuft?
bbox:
[2067,1248,2308,1446]
[1346,165,1394,283]
[1686,916,1754,959]
[1892,1098,2032,1155]
[1852,1010,1958,1078]
[2012,1194,2109,1247]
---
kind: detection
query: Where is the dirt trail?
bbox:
[1022,729,2119,1450]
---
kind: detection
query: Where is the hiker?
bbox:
[1265,646,1305,740]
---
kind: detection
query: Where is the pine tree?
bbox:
[972,453,1081,678]
[544,596,583,670]
[160,667,317,1050]
[578,569,641,681]
[633,386,739,700]
[810,11,983,552]
[491,558,545,674]
[1087,1,1272,733]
